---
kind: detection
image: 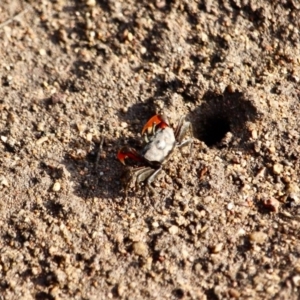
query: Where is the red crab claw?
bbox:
[117,146,143,165]
[141,114,169,135]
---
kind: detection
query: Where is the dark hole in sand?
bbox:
[190,90,259,148]
[200,116,231,146]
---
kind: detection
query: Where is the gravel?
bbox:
[0,0,299,299]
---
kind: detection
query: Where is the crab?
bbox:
[117,114,193,193]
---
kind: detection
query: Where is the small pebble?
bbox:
[1,136,7,143]
[152,221,159,228]
[181,248,189,259]
[249,231,267,244]
[292,275,300,286]
[203,196,215,204]
[227,202,234,210]
[228,288,240,298]
[194,263,202,275]
[86,0,96,6]
[140,47,147,54]
[31,267,39,275]
[211,243,223,253]
[237,228,246,236]
[51,92,66,104]
[266,285,277,295]
[263,198,280,213]
[76,123,86,133]
[287,182,299,194]
[52,182,61,192]
[49,246,57,255]
[273,163,283,175]
[268,146,276,154]
[86,133,93,142]
[127,32,133,41]
[37,122,45,132]
[39,48,47,56]
[0,176,9,187]
[132,241,148,257]
[256,167,266,178]
[251,129,258,139]
[50,286,59,298]
[289,193,299,203]
[200,32,209,42]
[120,122,128,128]
[117,282,126,296]
[36,136,48,145]
[168,225,179,235]
[155,0,166,8]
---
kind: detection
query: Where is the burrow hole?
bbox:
[200,117,231,147]
[190,90,258,147]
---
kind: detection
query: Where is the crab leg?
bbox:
[176,117,193,142]
[174,117,193,158]
[123,165,162,195]
[145,167,162,186]
[136,166,162,194]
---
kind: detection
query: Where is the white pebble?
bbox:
[273,163,283,175]
[168,225,179,235]
[227,202,234,210]
[39,48,47,56]
[52,182,61,192]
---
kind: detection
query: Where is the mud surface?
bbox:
[0,0,300,299]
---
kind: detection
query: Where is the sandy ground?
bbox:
[0,0,300,299]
